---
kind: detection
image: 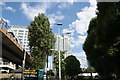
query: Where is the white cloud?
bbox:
[1,3,16,12]
[63,0,97,49]
[21,3,64,24]
[69,0,97,34]
[0,2,5,6]
[62,29,74,35]
[58,0,79,9]
[21,3,50,20]
[5,6,16,12]
[70,52,86,57]
[78,36,87,42]
[48,13,64,24]
[71,35,87,47]
[66,0,80,4]
[58,2,72,9]
[56,11,62,15]
[78,58,88,68]
[58,0,78,9]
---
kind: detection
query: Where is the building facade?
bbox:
[62,35,71,58]
[11,26,30,54]
[54,34,71,58]
[0,19,31,74]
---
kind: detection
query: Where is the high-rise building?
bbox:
[54,34,70,58]
[51,34,71,69]
[11,26,30,54]
[62,35,71,58]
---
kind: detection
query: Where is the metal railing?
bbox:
[0,61,16,70]
[0,18,23,47]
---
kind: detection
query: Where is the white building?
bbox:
[11,26,30,54]
[63,35,71,58]
[54,34,71,58]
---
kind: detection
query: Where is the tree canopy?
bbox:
[83,2,120,79]
[28,13,55,69]
[64,55,81,78]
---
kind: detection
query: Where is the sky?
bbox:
[0,0,97,68]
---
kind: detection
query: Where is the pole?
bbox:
[22,51,26,80]
[58,28,61,80]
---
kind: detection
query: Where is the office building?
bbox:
[54,34,71,58]
[62,35,71,58]
[11,26,30,54]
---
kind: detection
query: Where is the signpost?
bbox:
[24,69,44,80]
[37,69,44,80]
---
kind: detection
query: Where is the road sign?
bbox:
[24,69,44,80]
[24,69,37,80]
[37,69,44,80]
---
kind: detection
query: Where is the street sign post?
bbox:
[24,69,44,80]
[37,69,44,80]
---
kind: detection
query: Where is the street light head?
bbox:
[66,32,71,34]
[57,23,62,25]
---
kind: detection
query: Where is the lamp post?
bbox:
[58,28,61,80]
[56,23,62,80]
[46,23,62,68]
[47,23,62,80]
[22,50,26,80]
[50,23,62,80]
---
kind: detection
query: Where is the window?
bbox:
[26,45,30,47]
[18,33,23,35]
[26,48,29,51]
[25,33,28,35]
[18,36,23,38]
[27,42,29,44]
[19,30,24,32]
[19,39,22,41]
[14,30,17,32]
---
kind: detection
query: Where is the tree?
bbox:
[84,67,95,73]
[83,2,120,79]
[64,55,81,79]
[28,13,55,69]
[52,51,66,78]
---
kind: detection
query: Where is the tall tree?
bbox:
[64,55,81,79]
[83,2,120,79]
[28,13,55,69]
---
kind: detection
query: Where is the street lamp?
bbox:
[51,23,62,80]
[58,28,61,80]
[22,50,26,80]
[46,23,62,80]
[56,23,62,25]
[56,23,62,80]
